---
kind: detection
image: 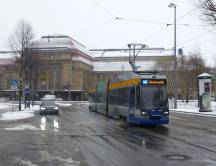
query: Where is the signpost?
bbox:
[10,80,18,112]
[10,80,18,90]
[24,87,30,109]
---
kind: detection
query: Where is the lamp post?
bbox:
[168,3,177,109]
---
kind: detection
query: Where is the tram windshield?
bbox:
[141,86,167,110]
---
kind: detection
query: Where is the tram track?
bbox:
[128,124,216,155]
[40,104,215,165]
[64,103,216,155]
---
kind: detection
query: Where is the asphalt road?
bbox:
[0,102,216,166]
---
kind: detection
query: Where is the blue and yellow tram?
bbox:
[89,72,169,125]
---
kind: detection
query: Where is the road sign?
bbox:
[178,48,183,55]
[25,88,30,94]
[10,80,18,90]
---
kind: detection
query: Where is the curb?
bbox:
[170,109,216,117]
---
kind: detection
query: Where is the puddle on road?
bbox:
[40,116,59,132]
[40,117,46,131]
[53,118,59,132]
[163,154,191,161]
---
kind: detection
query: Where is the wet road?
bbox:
[0,102,216,166]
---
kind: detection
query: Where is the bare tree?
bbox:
[155,52,208,102]
[179,52,208,102]
[8,20,34,111]
[197,0,216,25]
[154,57,175,97]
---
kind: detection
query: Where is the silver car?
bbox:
[40,100,59,115]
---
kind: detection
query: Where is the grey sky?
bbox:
[0,0,216,66]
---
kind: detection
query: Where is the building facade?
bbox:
[92,49,174,84]
[0,35,173,100]
[0,35,95,100]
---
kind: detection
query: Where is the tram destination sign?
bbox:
[141,79,166,85]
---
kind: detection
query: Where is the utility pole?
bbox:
[18,49,24,111]
[169,3,177,109]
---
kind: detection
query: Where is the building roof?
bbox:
[93,61,155,72]
[92,49,173,72]
[91,48,173,58]
[31,35,95,61]
[197,73,212,78]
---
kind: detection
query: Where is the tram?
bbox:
[89,72,169,125]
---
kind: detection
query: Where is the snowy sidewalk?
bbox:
[0,104,40,121]
[170,100,216,117]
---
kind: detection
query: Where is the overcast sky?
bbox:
[0,0,216,66]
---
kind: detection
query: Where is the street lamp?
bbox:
[168,3,177,109]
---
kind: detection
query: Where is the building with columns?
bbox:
[31,35,95,91]
[0,35,95,100]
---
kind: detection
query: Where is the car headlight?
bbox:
[141,112,148,115]
[41,107,46,110]
[54,107,58,110]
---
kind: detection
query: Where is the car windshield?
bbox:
[141,86,167,110]
[41,101,56,107]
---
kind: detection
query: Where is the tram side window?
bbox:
[109,88,129,107]
[136,85,140,109]
[118,88,129,107]
[129,86,135,107]
[109,89,118,106]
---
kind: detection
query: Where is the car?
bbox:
[40,100,59,115]
[41,94,63,101]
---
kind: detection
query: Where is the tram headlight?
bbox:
[164,111,169,115]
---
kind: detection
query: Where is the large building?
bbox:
[0,35,173,100]
[0,35,95,100]
[31,35,95,92]
[0,58,17,90]
[92,48,173,83]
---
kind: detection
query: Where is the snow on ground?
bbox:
[0,111,34,121]
[0,102,12,110]
[0,104,40,121]
[170,100,216,116]
[56,103,72,107]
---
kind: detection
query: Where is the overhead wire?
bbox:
[176,7,197,21]
[85,19,115,31]
[180,29,216,48]
[86,1,210,48]
[142,7,201,43]
[88,0,117,18]
[178,30,213,46]
[143,26,169,42]
[116,17,209,27]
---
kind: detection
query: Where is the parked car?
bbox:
[40,100,59,115]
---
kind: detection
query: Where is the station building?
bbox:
[30,35,95,100]
[0,35,173,100]
[92,49,173,83]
